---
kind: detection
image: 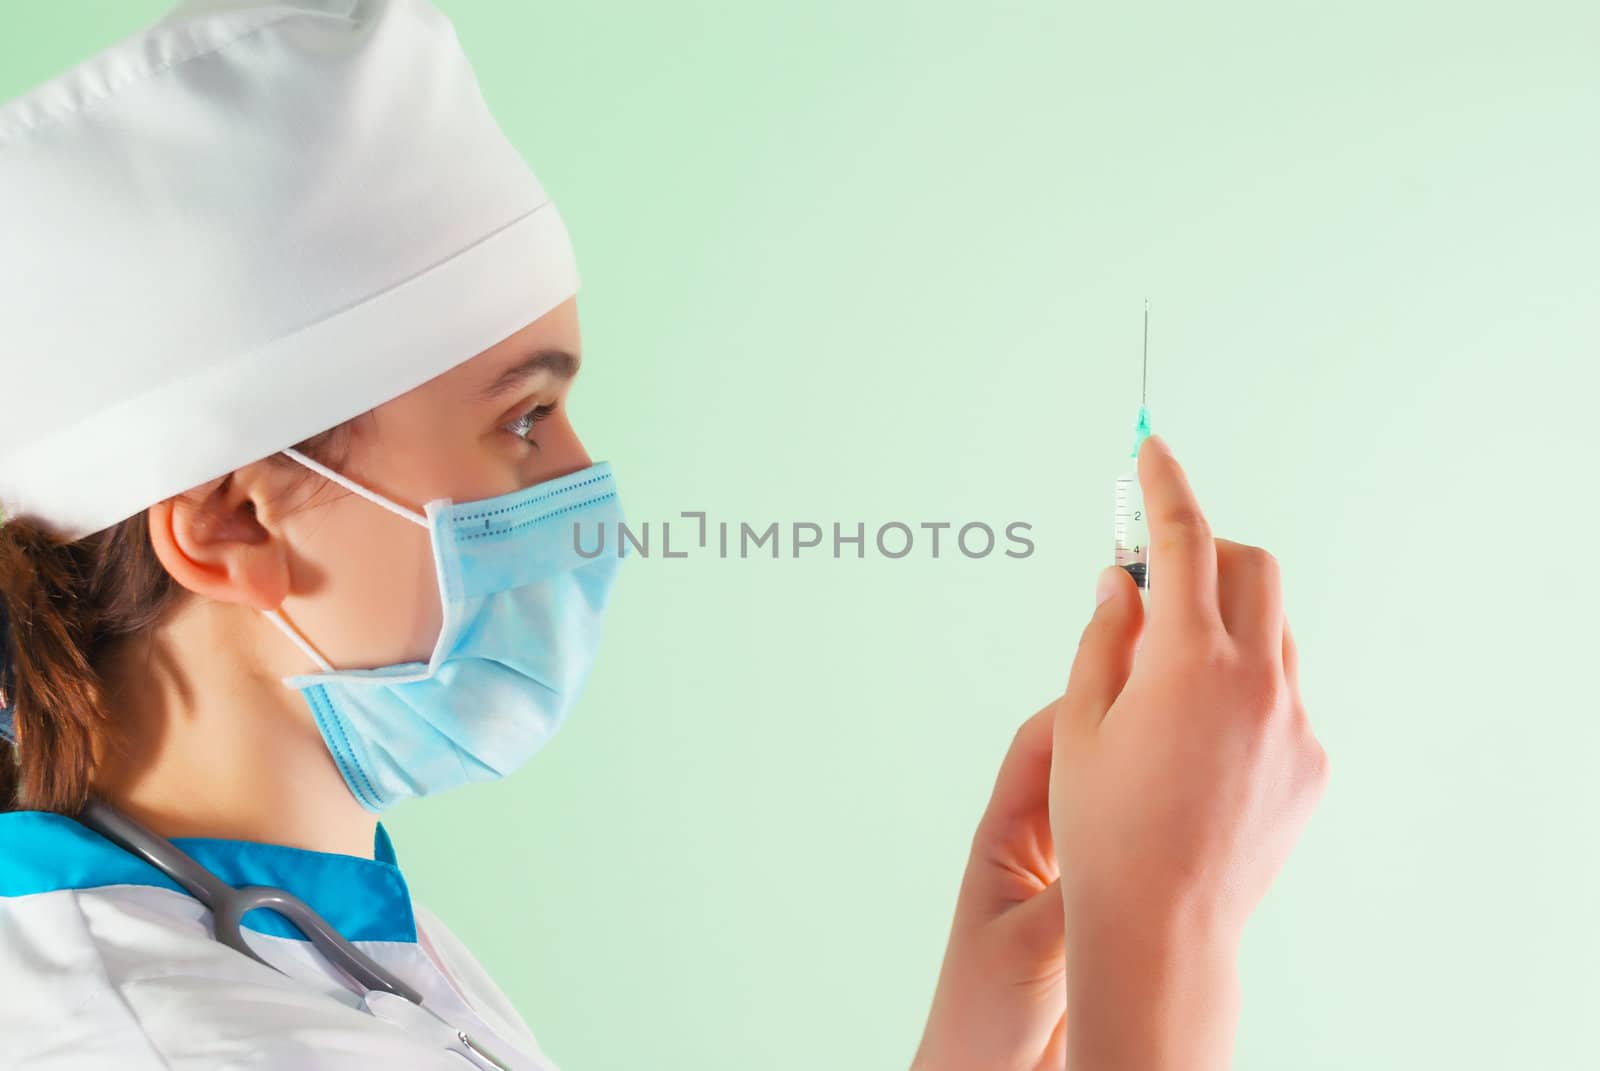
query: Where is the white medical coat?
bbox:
[0,810,561,1069]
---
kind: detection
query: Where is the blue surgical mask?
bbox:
[262,450,627,812]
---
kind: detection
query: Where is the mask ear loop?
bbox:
[262,608,337,674]
[264,447,435,675]
[279,447,431,529]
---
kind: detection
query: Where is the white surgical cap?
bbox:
[0,0,579,540]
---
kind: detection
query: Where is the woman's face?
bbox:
[149,295,590,673]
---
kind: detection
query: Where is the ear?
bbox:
[146,462,294,611]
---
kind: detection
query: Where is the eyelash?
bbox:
[504,403,556,443]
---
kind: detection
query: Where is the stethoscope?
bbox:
[75,795,517,1070]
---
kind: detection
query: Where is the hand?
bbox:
[911,700,1070,1071]
[1050,433,1329,1070]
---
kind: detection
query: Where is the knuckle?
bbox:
[1248,544,1281,582]
[1195,628,1235,670]
[1176,632,1233,685]
[1013,707,1046,747]
[1234,656,1288,721]
[1188,638,1285,723]
[1303,737,1331,790]
[1165,506,1212,541]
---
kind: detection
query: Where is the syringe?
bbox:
[1113,301,1154,589]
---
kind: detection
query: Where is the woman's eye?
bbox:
[504,404,556,442]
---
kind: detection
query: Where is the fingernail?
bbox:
[1095,566,1121,606]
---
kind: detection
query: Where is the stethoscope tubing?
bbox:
[76,795,424,1004]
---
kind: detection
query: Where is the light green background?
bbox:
[5,2,1598,1068]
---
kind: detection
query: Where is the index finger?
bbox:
[1138,434,1221,630]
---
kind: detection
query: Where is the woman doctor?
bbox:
[0,1,1327,1069]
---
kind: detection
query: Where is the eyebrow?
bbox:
[472,348,581,403]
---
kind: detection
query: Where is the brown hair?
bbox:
[0,418,365,815]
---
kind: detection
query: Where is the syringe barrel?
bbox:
[1113,472,1150,589]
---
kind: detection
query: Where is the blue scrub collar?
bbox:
[0,809,417,944]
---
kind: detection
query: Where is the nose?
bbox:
[535,410,592,482]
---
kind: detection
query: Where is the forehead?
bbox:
[427,295,582,394]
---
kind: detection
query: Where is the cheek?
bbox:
[386,528,445,663]
[287,506,444,668]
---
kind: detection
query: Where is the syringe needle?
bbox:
[1130,301,1153,459]
[1141,298,1149,407]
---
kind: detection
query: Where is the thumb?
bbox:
[1058,566,1144,738]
